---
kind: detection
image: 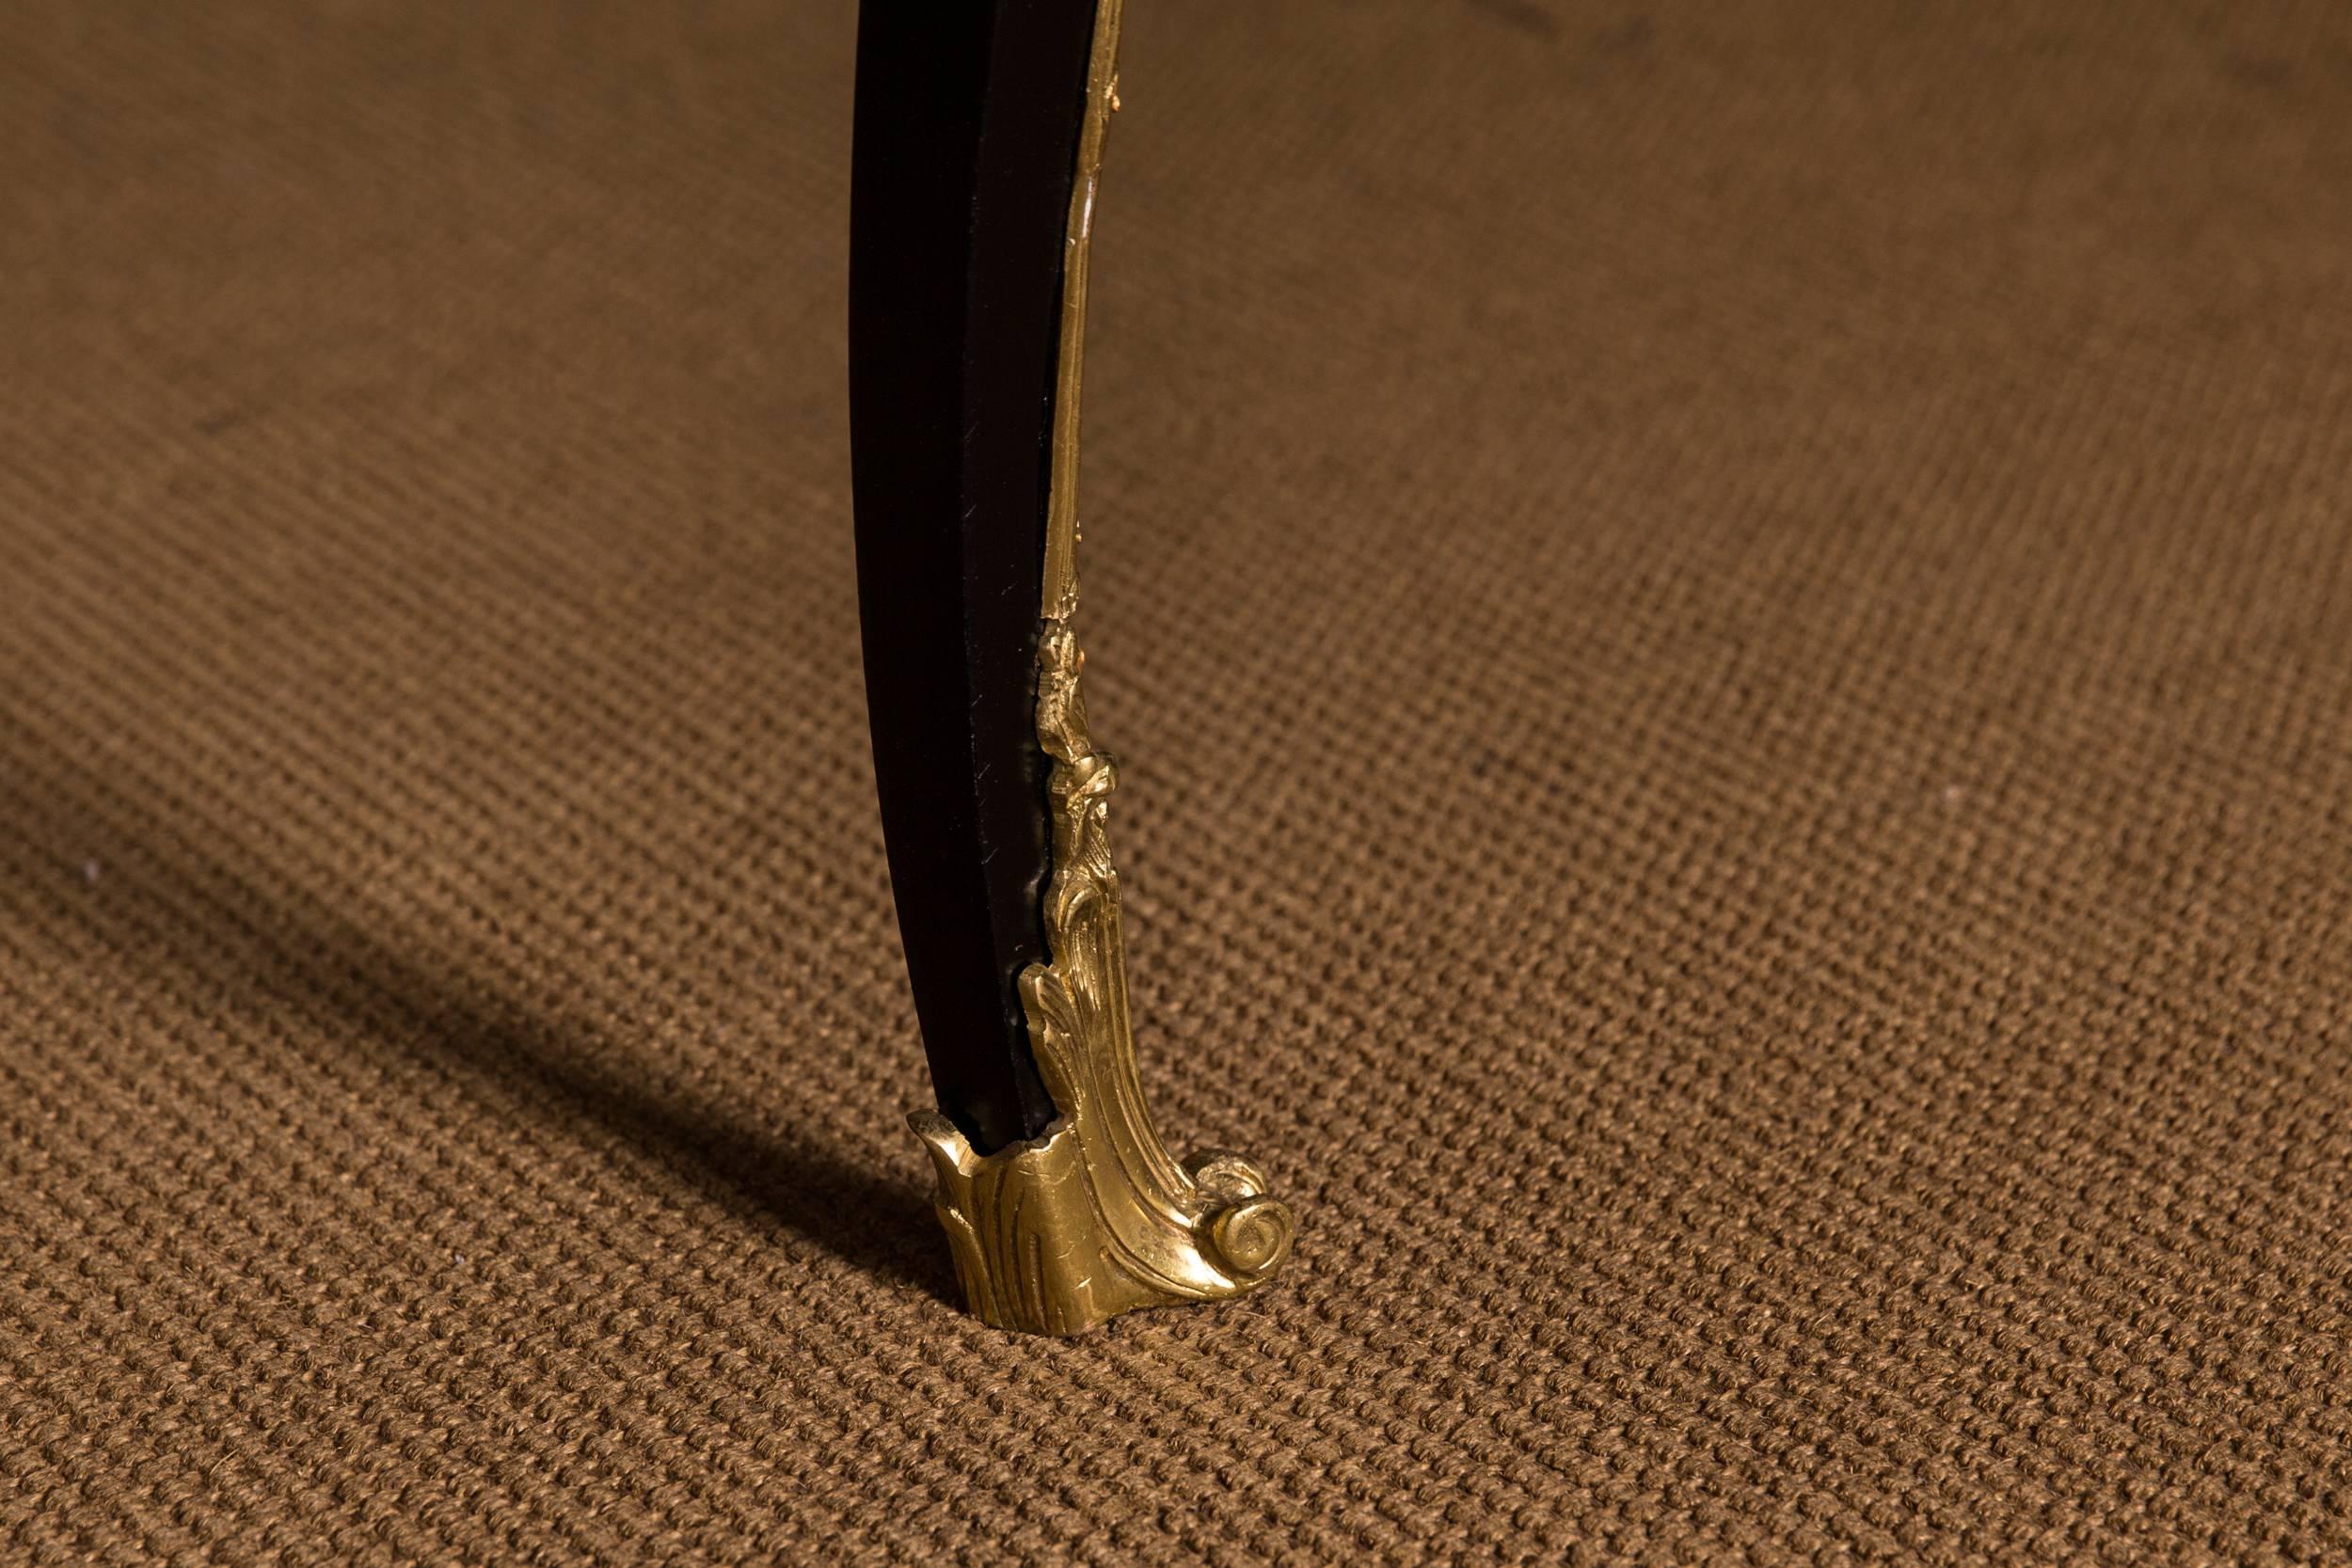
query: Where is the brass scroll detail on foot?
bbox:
[910,629,1295,1336]
[907,0,1295,1337]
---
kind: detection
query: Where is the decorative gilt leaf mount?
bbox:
[906,0,1297,1337]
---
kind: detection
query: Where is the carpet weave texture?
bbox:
[5,2,2351,1563]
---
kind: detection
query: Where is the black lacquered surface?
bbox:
[849,0,1099,1154]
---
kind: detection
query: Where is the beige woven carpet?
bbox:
[6,1,2351,1562]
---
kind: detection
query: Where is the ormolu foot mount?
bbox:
[849,0,1295,1336]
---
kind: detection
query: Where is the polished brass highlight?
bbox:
[907,632,1295,1335]
[1036,0,1117,624]
[909,0,1296,1337]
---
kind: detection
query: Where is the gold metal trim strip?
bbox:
[909,0,1298,1336]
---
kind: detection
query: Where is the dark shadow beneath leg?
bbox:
[0,730,957,1306]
